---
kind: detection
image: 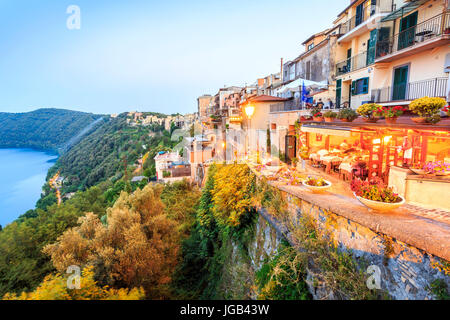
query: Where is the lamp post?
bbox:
[244,104,255,160]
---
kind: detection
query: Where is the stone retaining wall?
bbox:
[249,184,450,300]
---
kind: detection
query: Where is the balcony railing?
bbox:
[340,0,393,35]
[336,48,375,76]
[371,77,448,103]
[270,101,302,112]
[270,100,343,112]
[376,12,450,59]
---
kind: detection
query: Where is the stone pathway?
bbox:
[403,204,450,226]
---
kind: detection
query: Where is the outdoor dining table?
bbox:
[321,155,343,174]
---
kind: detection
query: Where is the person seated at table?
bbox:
[325,99,334,110]
[316,99,324,109]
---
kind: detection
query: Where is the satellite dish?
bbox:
[294,92,300,99]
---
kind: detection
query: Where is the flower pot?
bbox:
[363,118,378,123]
[354,192,405,212]
[324,117,335,123]
[410,168,427,175]
[435,171,450,176]
[302,180,332,193]
[340,118,355,123]
[385,117,397,124]
[313,117,324,122]
[411,117,427,124]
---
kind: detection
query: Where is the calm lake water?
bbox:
[0,148,57,227]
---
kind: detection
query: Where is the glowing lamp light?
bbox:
[244,105,255,119]
[222,142,226,149]
[383,136,392,143]
[372,138,381,144]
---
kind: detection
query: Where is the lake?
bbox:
[0,148,57,227]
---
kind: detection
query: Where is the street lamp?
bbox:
[244,105,255,119]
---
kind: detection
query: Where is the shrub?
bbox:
[380,106,405,118]
[356,103,382,119]
[256,245,311,300]
[337,108,358,121]
[443,105,450,116]
[211,164,256,228]
[310,107,322,117]
[323,111,337,118]
[409,97,446,117]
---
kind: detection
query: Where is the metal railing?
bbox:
[270,101,302,112]
[336,48,375,76]
[376,12,450,59]
[270,100,344,113]
[371,77,448,103]
[340,0,393,35]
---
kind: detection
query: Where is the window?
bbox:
[351,77,369,95]
[306,61,311,80]
[308,43,314,51]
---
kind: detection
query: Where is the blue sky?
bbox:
[0,0,346,115]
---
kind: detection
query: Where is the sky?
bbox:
[0,0,346,115]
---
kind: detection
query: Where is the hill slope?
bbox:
[0,108,102,151]
[47,114,179,192]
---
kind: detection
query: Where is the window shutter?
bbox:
[362,78,369,94]
[351,81,356,96]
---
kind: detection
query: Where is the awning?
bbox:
[275,78,328,95]
[301,125,352,137]
[381,0,428,22]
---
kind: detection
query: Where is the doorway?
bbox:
[392,65,409,101]
[285,135,297,164]
[398,11,418,50]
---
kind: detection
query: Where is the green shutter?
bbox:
[351,81,356,96]
[362,78,369,94]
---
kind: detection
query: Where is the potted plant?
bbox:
[323,110,338,122]
[351,178,405,212]
[410,163,427,175]
[423,161,450,176]
[337,108,358,122]
[380,106,405,124]
[291,157,299,168]
[409,97,446,125]
[310,107,324,122]
[356,103,382,123]
[302,176,332,193]
[442,105,450,117]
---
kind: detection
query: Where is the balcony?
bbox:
[339,0,393,42]
[336,48,375,76]
[371,77,448,103]
[376,12,450,63]
[270,101,300,113]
